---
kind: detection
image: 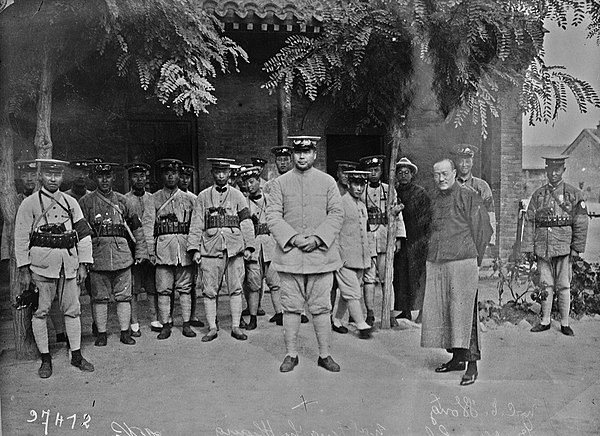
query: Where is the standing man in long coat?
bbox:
[421,159,492,386]
[522,155,588,336]
[393,157,431,322]
[267,136,344,373]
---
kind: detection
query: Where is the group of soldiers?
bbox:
[8,135,588,384]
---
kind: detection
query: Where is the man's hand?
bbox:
[243,249,253,261]
[135,257,144,265]
[392,202,404,216]
[292,235,308,249]
[395,239,402,253]
[77,264,88,285]
[299,236,322,252]
[149,254,157,265]
[192,252,202,264]
[18,266,31,289]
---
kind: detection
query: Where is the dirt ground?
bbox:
[1,275,599,436]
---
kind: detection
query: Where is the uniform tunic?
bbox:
[147,188,195,267]
[125,190,156,294]
[79,190,144,272]
[335,193,373,300]
[522,181,588,258]
[187,186,254,259]
[421,184,492,353]
[457,174,496,242]
[266,167,344,275]
[15,188,93,279]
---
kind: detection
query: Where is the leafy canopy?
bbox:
[264,0,600,137]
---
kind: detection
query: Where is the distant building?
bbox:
[563,122,600,202]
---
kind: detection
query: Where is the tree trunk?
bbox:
[277,83,291,146]
[34,46,53,159]
[0,112,38,359]
[380,115,405,329]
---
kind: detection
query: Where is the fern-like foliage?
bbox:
[264,0,600,138]
[98,0,248,115]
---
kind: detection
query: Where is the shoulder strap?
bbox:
[32,191,60,230]
[95,191,124,217]
[157,189,181,216]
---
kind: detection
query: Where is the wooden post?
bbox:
[34,46,53,159]
[380,115,405,329]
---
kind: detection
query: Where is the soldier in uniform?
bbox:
[124,162,157,336]
[239,166,283,329]
[335,160,359,196]
[178,163,205,329]
[359,155,406,326]
[145,159,197,339]
[331,170,373,339]
[79,162,145,347]
[64,160,92,201]
[263,146,293,196]
[251,157,269,191]
[451,145,496,245]
[522,156,589,336]
[187,158,255,342]
[6,160,69,347]
[15,159,95,378]
[267,136,344,373]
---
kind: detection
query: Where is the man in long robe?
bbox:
[421,159,492,386]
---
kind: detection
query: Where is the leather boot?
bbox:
[120,330,136,345]
[246,315,257,330]
[157,323,172,340]
[182,322,197,338]
[94,332,107,347]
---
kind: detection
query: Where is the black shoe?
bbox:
[257,307,266,316]
[157,323,171,340]
[201,329,218,342]
[38,359,52,379]
[92,322,98,337]
[358,327,372,339]
[460,371,478,386]
[317,356,340,372]
[241,308,250,316]
[269,312,283,325]
[332,323,348,334]
[395,311,412,320]
[94,332,107,347]
[120,330,136,345]
[246,315,257,331]
[182,322,197,338]
[239,318,248,329]
[150,323,163,333]
[280,355,299,373]
[530,323,551,333]
[189,319,205,328]
[71,357,94,372]
[231,329,248,341]
[435,360,466,373]
[130,329,141,338]
[348,316,355,323]
[561,325,574,336]
[301,314,309,324]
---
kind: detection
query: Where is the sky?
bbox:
[522,17,600,146]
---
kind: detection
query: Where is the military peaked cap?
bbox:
[288,135,320,151]
[156,159,183,172]
[270,146,293,156]
[359,155,385,168]
[450,144,479,157]
[542,155,569,167]
[124,162,151,173]
[344,170,370,183]
[16,160,37,172]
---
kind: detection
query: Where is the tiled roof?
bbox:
[199,0,325,25]
[522,144,567,170]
